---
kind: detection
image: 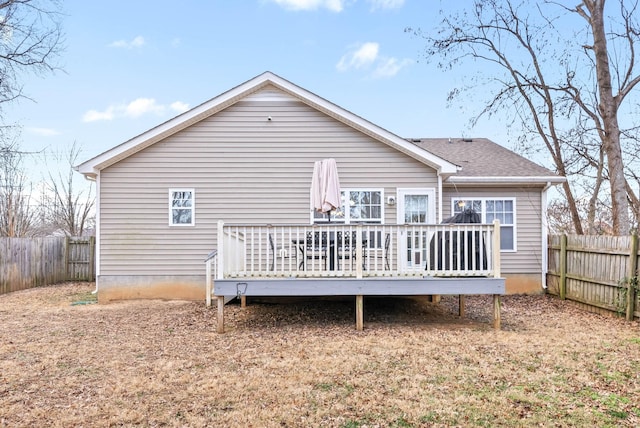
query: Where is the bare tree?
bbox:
[408,0,640,235]
[42,142,94,236]
[0,1,64,235]
[547,196,613,234]
[0,0,63,119]
[0,143,36,236]
[574,0,638,234]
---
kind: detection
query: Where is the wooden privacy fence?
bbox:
[547,234,639,320]
[0,236,95,295]
[66,237,96,281]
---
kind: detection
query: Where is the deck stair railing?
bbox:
[204,249,217,307]
[209,220,500,280]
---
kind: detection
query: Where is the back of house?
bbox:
[76,72,564,301]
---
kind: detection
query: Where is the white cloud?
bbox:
[372,57,413,78]
[108,35,145,49]
[367,0,404,10]
[270,0,345,12]
[83,108,114,122]
[82,98,190,123]
[124,98,164,118]
[336,42,379,71]
[336,41,412,78]
[26,127,61,137]
[170,101,190,113]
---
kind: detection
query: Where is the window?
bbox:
[404,195,428,223]
[453,198,515,251]
[313,189,383,224]
[170,189,195,226]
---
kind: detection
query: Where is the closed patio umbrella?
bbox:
[311,158,341,221]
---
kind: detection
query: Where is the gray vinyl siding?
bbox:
[442,186,544,275]
[99,86,438,276]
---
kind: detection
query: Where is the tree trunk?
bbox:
[587,0,630,234]
[561,172,584,235]
[587,148,605,234]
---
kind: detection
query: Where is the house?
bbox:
[76,71,564,310]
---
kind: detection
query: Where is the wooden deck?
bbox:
[210,277,505,332]
[213,276,505,297]
[207,221,505,332]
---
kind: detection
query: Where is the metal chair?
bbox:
[268,233,292,271]
[337,230,368,270]
[303,231,327,270]
[336,231,355,269]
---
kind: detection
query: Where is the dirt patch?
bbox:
[1,282,639,427]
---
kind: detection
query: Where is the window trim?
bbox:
[169,188,195,226]
[311,188,385,224]
[451,197,516,252]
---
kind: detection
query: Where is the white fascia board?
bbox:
[447,176,566,185]
[76,71,458,177]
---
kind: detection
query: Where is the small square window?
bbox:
[169,189,195,226]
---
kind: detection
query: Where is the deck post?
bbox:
[492,220,501,279]
[356,224,363,279]
[458,295,465,317]
[205,259,212,307]
[493,294,501,329]
[241,295,247,308]
[217,296,225,333]
[217,220,225,280]
[492,221,502,329]
[355,295,364,330]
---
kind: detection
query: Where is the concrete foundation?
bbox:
[98,275,206,303]
[504,273,544,294]
[96,272,544,303]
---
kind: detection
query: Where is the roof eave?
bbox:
[446,176,566,185]
[74,163,96,178]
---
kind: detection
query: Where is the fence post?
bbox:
[64,236,70,279]
[559,234,567,300]
[89,236,96,281]
[626,233,638,321]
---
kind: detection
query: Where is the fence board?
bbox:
[547,234,639,318]
[67,237,96,281]
[0,237,95,295]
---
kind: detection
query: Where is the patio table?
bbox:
[292,233,367,271]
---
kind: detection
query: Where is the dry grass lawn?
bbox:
[1,282,639,427]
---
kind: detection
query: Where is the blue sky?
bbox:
[7,0,509,166]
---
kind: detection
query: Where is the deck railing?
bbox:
[213,220,501,280]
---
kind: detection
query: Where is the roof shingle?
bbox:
[410,138,557,178]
